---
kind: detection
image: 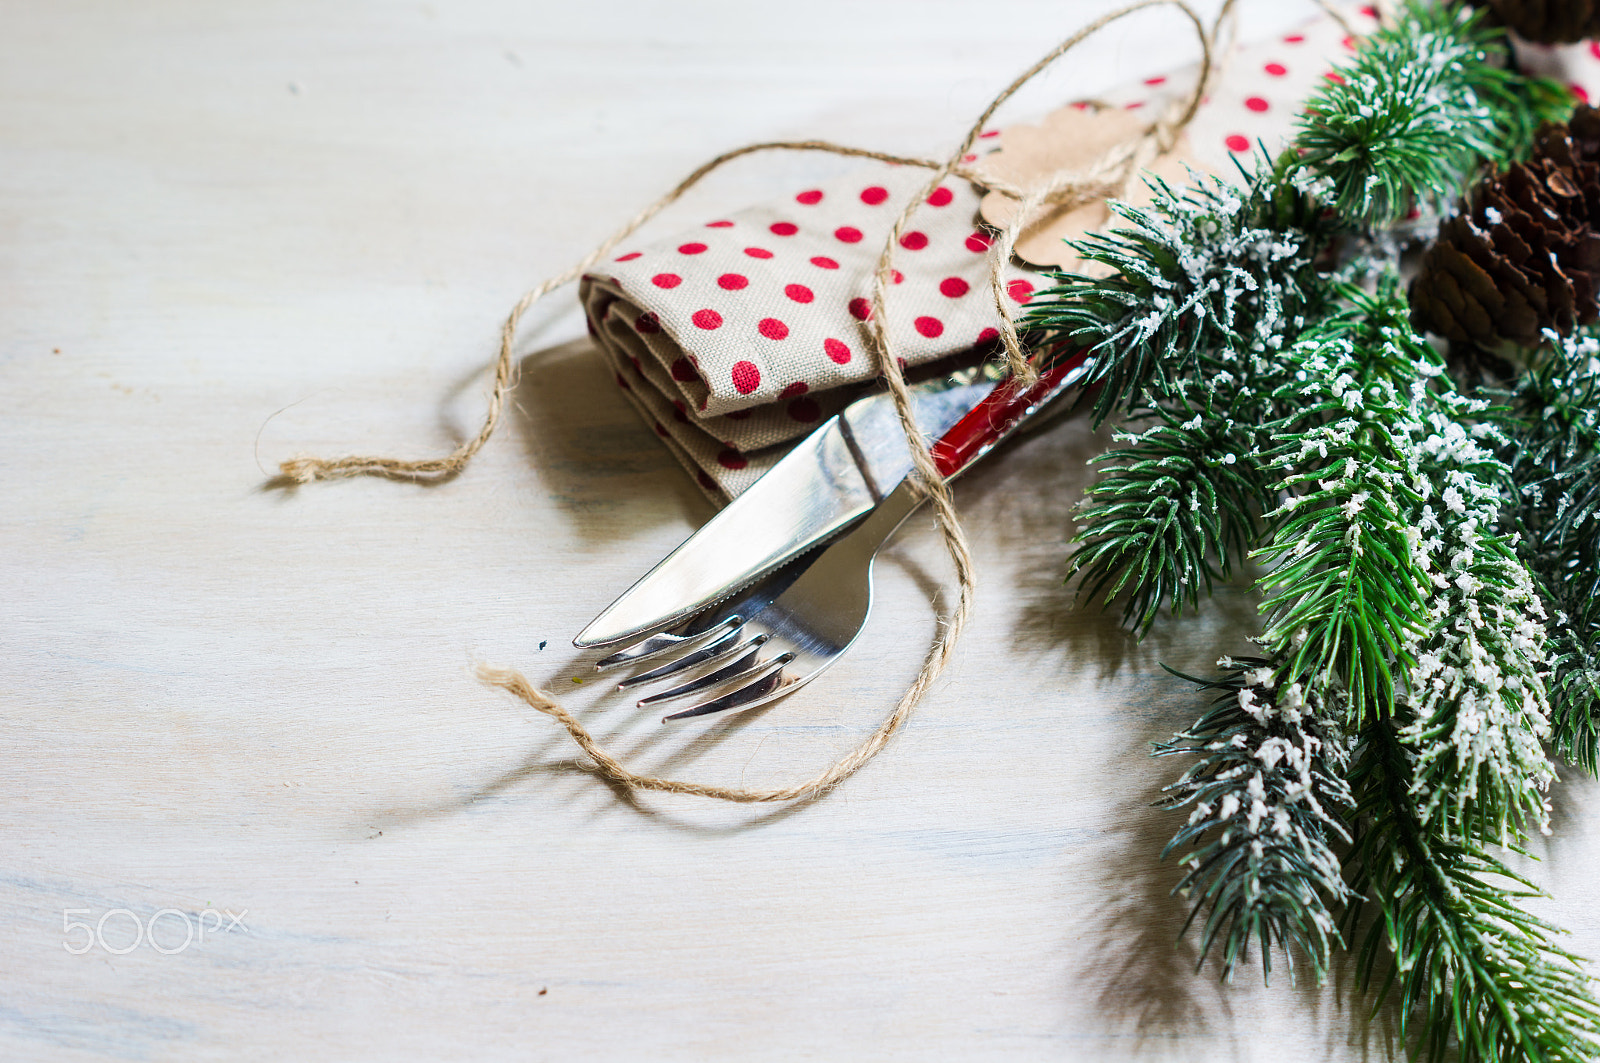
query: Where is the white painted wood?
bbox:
[4,1,1596,1059]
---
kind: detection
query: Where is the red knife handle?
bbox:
[929,350,1089,479]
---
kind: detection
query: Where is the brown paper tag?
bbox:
[975,104,1207,272]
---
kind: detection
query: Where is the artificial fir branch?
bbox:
[1025,0,1566,432]
[1290,0,1569,226]
[1251,300,1435,726]
[1021,0,1598,1051]
[1067,398,1274,635]
[1156,656,1354,986]
[1505,329,1600,771]
[1033,169,1323,628]
[1397,394,1554,846]
[1152,285,1587,1058]
[1345,721,1600,1063]
[1023,168,1324,427]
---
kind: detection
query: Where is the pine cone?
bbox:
[1473,0,1600,44]
[1410,106,1600,348]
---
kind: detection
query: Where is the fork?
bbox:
[597,473,926,720]
[596,354,1088,722]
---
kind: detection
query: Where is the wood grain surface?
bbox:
[5,1,1598,1059]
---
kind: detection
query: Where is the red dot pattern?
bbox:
[731,361,761,394]
[581,6,1436,495]
[589,168,1065,478]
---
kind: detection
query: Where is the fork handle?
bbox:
[929,350,1089,480]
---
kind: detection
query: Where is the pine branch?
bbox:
[1022,168,1324,427]
[1252,284,1557,825]
[1399,398,1555,844]
[1157,656,1354,985]
[1504,329,1600,770]
[1345,720,1600,1063]
[1290,0,1571,227]
[1067,397,1274,635]
[1254,291,1437,725]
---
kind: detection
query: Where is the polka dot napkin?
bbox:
[580,165,1037,498]
[580,3,1600,502]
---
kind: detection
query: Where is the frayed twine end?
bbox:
[279,457,329,484]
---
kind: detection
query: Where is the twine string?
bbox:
[291,0,1233,804]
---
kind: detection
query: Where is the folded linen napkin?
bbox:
[579,164,1038,498]
[580,3,1600,501]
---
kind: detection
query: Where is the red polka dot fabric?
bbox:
[1511,37,1600,108]
[580,164,1039,497]
[1092,4,1383,173]
[580,2,1600,500]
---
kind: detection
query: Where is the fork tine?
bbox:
[614,623,747,689]
[593,615,741,672]
[660,657,798,722]
[635,636,775,706]
[593,541,825,673]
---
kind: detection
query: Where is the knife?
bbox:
[574,350,1089,649]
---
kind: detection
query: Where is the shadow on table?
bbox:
[947,403,1405,1056]
[1055,716,1402,1059]
[510,338,715,548]
[362,542,949,838]
[952,398,1264,683]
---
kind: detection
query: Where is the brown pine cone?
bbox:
[1473,0,1600,43]
[1409,106,1600,348]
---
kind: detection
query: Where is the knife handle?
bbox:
[929,350,1089,479]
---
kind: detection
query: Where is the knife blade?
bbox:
[574,351,1089,649]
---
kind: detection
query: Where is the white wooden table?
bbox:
[6,1,1598,1059]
